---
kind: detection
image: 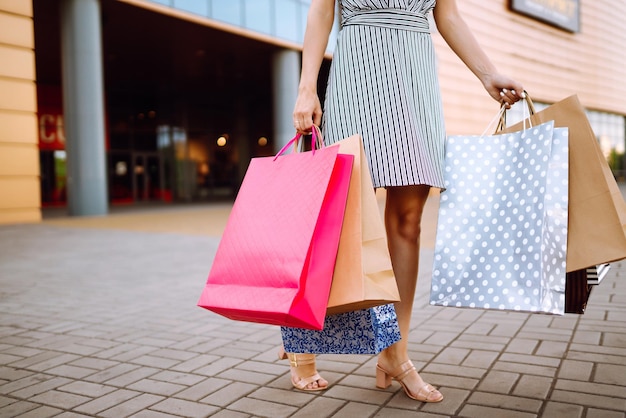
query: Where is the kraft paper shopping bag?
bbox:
[503,94,626,272]
[326,132,400,315]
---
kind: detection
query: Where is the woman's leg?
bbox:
[377,185,442,400]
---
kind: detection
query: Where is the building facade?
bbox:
[0,0,625,224]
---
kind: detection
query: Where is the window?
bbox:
[212,0,242,26]
[173,0,209,16]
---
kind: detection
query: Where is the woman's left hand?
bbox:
[483,73,525,108]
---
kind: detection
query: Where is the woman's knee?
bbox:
[385,186,430,242]
[387,209,422,242]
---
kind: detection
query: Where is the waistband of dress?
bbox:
[342,9,430,33]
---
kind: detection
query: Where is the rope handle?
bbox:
[494,90,536,134]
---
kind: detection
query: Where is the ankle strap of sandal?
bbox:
[394,360,417,381]
[287,353,316,368]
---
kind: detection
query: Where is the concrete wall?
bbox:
[433,0,626,134]
[0,0,40,224]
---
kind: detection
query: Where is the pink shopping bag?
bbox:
[197,131,353,330]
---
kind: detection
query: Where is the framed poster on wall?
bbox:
[510,0,580,33]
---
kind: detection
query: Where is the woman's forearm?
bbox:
[299,0,335,92]
[434,1,497,85]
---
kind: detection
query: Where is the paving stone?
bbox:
[69,357,120,371]
[541,401,583,418]
[200,382,257,407]
[209,410,250,418]
[586,408,626,418]
[103,366,160,387]
[84,363,141,383]
[0,400,40,416]
[421,372,478,390]
[174,377,231,401]
[492,361,557,377]
[150,397,219,418]
[604,332,626,348]
[490,322,524,337]
[58,381,117,397]
[8,376,72,398]
[594,363,626,385]
[572,330,602,345]
[127,378,186,396]
[422,363,486,379]
[170,354,221,373]
[15,405,63,418]
[330,401,378,418]
[512,375,552,399]
[555,379,626,398]
[0,395,15,407]
[99,393,165,418]
[129,355,182,369]
[194,357,242,377]
[566,350,626,365]
[477,370,520,394]
[467,391,542,413]
[53,412,94,418]
[422,332,459,346]
[248,386,314,407]
[217,367,278,386]
[432,347,470,365]
[149,348,199,361]
[72,389,141,415]
[557,359,593,381]
[108,346,158,362]
[325,384,393,405]
[0,367,33,382]
[571,342,626,357]
[462,350,499,368]
[45,364,97,379]
[29,389,91,409]
[550,389,626,411]
[234,360,288,376]
[458,333,512,346]
[227,397,298,418]
[0,353,24,364]
[131,410,181,418]
[286,396,345,418]
[149,370,206,386]
[499,353,561,368]
[458,404,537,418]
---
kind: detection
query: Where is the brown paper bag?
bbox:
[503,95,626,272]
[326,134,400,315]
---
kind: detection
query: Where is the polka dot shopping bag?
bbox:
[430,120,570,314]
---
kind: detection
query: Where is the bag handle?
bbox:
[494,90,534,134]
[274,126,325,161]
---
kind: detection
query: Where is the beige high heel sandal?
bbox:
[376,360,443,403]
[278,348,328,392]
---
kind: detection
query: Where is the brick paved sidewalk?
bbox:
[0,198,625,417]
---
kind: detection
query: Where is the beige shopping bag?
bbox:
[503,94,626,272]
[326,133,400,315]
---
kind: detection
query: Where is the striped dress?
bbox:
[322,0,445,189]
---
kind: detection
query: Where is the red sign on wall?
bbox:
[38,109,66,151]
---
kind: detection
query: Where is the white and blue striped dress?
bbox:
[322,0,445,189]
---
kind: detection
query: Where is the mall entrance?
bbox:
[33,0,285,207]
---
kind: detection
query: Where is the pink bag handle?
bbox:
[274,126,323,161]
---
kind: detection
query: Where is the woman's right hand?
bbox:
[293,87,322,134]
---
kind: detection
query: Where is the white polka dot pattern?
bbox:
[430,121,569,315]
